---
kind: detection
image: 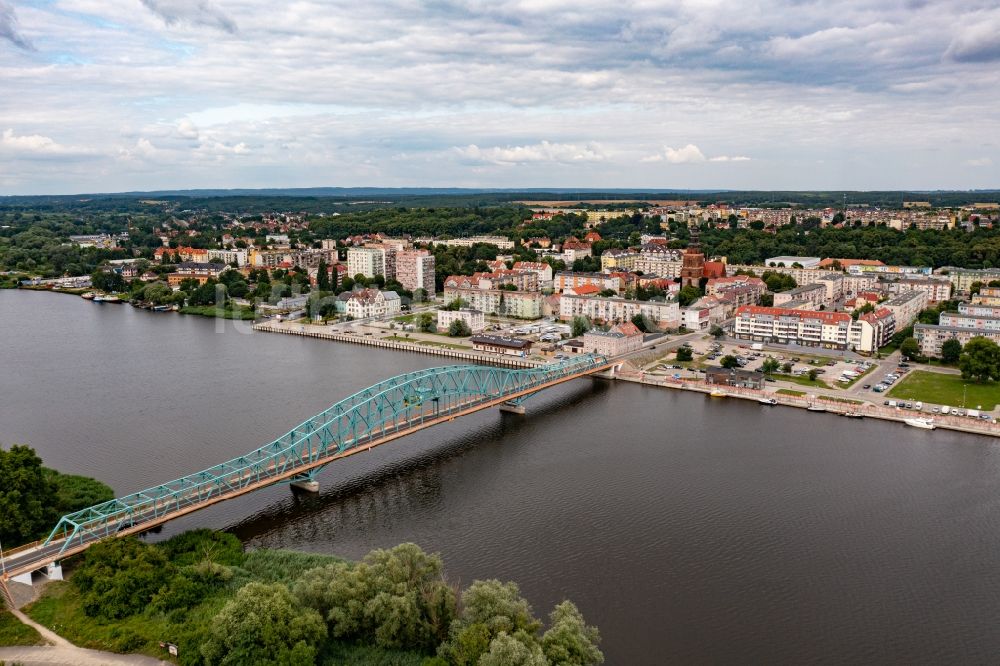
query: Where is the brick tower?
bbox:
[680,225,705,288]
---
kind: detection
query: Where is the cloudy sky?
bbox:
[0,0,998,194]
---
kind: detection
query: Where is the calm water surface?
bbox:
[3,289,1000,664]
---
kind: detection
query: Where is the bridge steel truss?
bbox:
[42,354,611,558]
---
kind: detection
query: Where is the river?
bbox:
[4,289,1000,664]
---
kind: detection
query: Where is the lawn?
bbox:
[776,389,806,397]
[824,396,864,405]
[772,372,829,389]
[179,304,256,320]
[887,370,1000,410]
[383,335,469,350]
[0,610,43,646]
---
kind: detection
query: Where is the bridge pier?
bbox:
[499,401,526,414]
[290,479,320,493]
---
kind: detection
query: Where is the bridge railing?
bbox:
[44,355,609,554]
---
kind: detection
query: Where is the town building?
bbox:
[915,323,1000,357]
[345,288,401,319]
[207,248,248,267]
[554,271,623,294]
[764,256,822,269]
[847,308,896,353]
[470,335,533,356]
[562,241,593,264]
[937,267,1000,295]
[881,290,928,328]
[705,367,766,390]
[166,262,230,287]
[511,261,553,283]
[679,227,705,288]
[346,247,388,279]
[559,294,680,329]
[600,249,640,272]
[582,322,644,356]
[877,276,951,303]
[774,283,826,309]
[973,287,1000,306]
[733,306,854,349]
[440,235,515,250]
[395,250,436,296]
[437,308,485,333]
[443,287,542,319]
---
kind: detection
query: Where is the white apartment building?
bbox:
[882,290,928,328]
[774,283,826,309]
[207,248,248,266]
[346,247,387,279]
[559,294,680,330]
[878,277,952,303]
[512,261,553,283]
[733,306,854,349]
[439,235,515,250]
[437,308,485,333]
[443,287,542,319]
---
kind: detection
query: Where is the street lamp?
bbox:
[963,384,968,409]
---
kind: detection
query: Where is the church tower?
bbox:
[680,225,705,288]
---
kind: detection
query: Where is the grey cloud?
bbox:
[945,19,1000,62]
[0,0,34,51]
[140,0,238,34]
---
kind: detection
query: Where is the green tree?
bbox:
[851,303,875,320]
[571,316,591,337]
[900,337,921,361]
[677,286,702,307]
[630,314,649,332]
[438,579,541,666]
[479,631,547,666]
[73,538,175,620]
[0,444,57,545]
[201,582,327,666]
[295,543,455,652]
[709,325,725,339]
[541,601,604,666]
[959,337,1000,382]
[782,361,793,373]
[720,355,739,369]
[449,319,472,337]
[316,259,330,291]
[807,368,819,381]
[970,281,983,296]
[761,357,780,374]
[941,338,963,364]
[675,346,693,362]
[418,311,436,332]
[90,269,126,293]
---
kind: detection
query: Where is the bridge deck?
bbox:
[1,357,614,583]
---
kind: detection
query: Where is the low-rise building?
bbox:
[973,287,1000,306]
[774,283,826,309]
[443,287,542,319]
[582,322,644,356]
[345,289,401,319]
[166,262,230,287]
[915,323,1000,357]
[600,249,640,272]
[437,308,485,333]
[470,335,532,356]
[554,271,623,294]
[511,261,553,283]
[559,294,680,329]
[705,367,765,390]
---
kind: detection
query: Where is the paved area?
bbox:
[0,646,168,665]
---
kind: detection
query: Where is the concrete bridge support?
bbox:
[498,401,526,414]
[290,479,320,492]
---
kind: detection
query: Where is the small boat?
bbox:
[905,417,936,430]
[152,305,172,312]
[758,397,778,405]
[709,389,727,398]
[81,292,96,300]
[842,411,864,419]
[806,404,826,412]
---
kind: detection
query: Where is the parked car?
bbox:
[863,384,871,389]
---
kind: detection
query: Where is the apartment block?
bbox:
[559,294,680,330]
[733,306,854,349]
[774,283,826,309]
[554,271,623,294]
[443,286,542,319]
[437,308,485,333]
[395,250,436,296]
[881,290,928,328]
[346,247,387,279]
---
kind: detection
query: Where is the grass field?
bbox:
[179,304,255,320]
[0,610,43,646]
[887,370,1000,410]
[776,389,806,397]
[825,396,864,405]
[772,372,829,389]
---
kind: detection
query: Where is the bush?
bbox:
[72,538,175,620]
[448,319,472,337]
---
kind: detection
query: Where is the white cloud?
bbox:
[453,141,606,165]
[965,157,993,167]
[0,128,92,158]
[709,155,751,162]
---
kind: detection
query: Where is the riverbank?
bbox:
[618,369,1000,438]
[254,320,540,368]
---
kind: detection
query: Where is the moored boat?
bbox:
[81,292,96,300]
[806,404,826,412]
[843,411,864,419]
[709,388,727,398]
[758,397,777,405]
[905,417,935,430]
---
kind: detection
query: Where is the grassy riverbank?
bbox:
[0,610,43,646]
[888,371,1000,410]
[178,304,256,320]
[22,529,602,666]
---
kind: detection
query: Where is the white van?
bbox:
[941,405,951,415]
[752,343,764,351]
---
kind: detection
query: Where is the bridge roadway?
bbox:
[1,354,615,588]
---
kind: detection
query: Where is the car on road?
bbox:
[863,384,871,389]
